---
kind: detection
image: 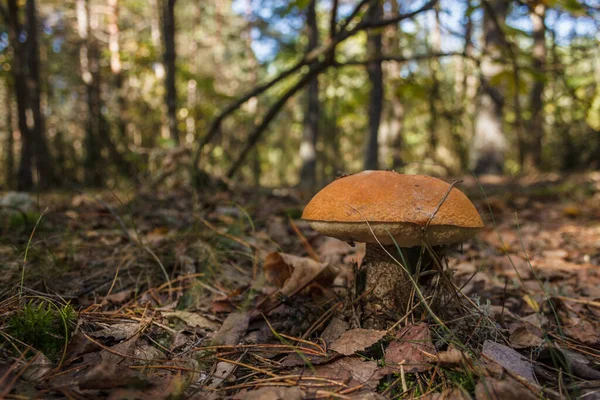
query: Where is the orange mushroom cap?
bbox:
[302,170,483,247]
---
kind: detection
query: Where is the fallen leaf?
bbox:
[263,252,332,290]
[509,324,544,349]
[302,357,384,390]
[211,311,251,346]
[436,347,470,366]
[421,387,471,400]
[108,374,188,400]
[280,352,335,368]
[562,204,581,217]
[78,360,149,390]
[347,389,386,399]
[522,294,540,313]
[320,317,349,346]
[481,340,536,383]
[91,323,140,341]
[22,354,52,383]
[206,360,237,389]
[259,252,333,311]
[234,386,305,400]
[384,323,436,372]
[541,249,568,259]
[475,377,537,400]
[316,237,353,264]
[330,328,386,355]
[564,320,600,346]
[133,344,165,363]
[102,289,135,304]
[164,311,220,331]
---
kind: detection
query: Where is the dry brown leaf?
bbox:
[133,344,165,363]
[316,237,353,264]
[211,311,251,346]
[91,323,142,341]
[475,377,537,400]
[436,347,470,366]
[234,386,305,400]
[107,373,187,400]
[330,328,386,355]
[22,354,53,383]
[302,357,384,390]
[347,389,386,400]
[102,289,135,304]
[384,323,436,372]
[320,317,349,346]
[164,310,220,331]
[421,387,471,400]
[531,258,594,272]
[509,324,543,349]
[205,360,237,389]
[259,252,333,311]
[77,360,149,390]
[280,352,334,368]
[263,252,331,290]
[564,320,600,346]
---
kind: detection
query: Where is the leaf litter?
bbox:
[1,173,600,398]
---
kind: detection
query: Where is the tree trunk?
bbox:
[108,0,127,143]
[5,0,33,189]
[527,3,546,169]
[299,0,319,187]
[380,0,404,170]
[3,81,14,188]
[77,0,102,185]
[364,1,384,170]
[25,0,56,188]
[471,0,507,175]
[428,5,441,154]
[244,0,261,186]
[162,0,179,144]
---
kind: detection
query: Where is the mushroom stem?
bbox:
[358,244,435,329]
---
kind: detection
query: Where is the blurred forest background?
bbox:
[0,0,599,191]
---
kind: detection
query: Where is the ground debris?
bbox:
[384,323,436,372]
[330,328,387,355]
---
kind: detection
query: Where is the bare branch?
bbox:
[192,0,439,175]
[336,0,372,33]
[335,51,463,67]
[359,0,438,29]
[329,0,339,39]
[192,0,373,169]
[226,61,330,178]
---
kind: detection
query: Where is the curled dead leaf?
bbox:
[234,386,306,400]
[330,328,386,356]
[475,377,537,400]
[384,323,436,372]
[259,252,333,312]
[436,347,470,366]
[509,324,544,349]
[164,311,220,331]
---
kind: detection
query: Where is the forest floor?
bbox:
[1,172,600,399]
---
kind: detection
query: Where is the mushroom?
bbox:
[302,170,483,328]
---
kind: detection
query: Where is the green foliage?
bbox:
[4,211,41,231]
[7,301,77,361]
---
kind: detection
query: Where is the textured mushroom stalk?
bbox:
[358,244,433,329]
[359,244,411,328]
